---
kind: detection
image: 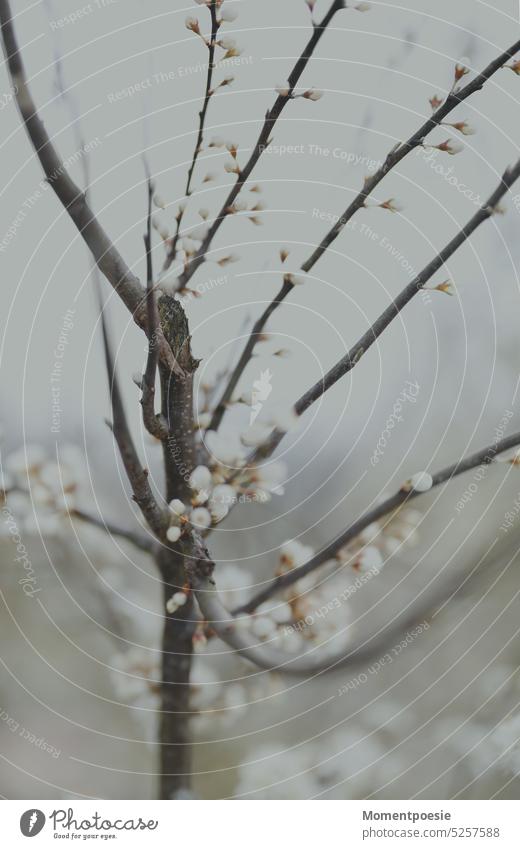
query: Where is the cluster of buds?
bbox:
[336,503,425,572]
[1,443,87,536]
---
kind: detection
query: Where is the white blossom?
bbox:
[271,406,299,432]
[166,526,182,543]
[356,546,384,573]
[281,539,314,568]
[210,502,229,523]
[435,138,464,156]
[211,484,236,506]
[408,471,433,493]
[241,422,271,447]
[169,499,187,516]
[220,6,238,22]
[275,83,291,97]
[253,461,287,496]
[251,616,277,639]
[166,591,188,614]
[257,601,292,625]
[205,430,246,466]
[189,465,212,493]
[303,88,323,101]
[190,506,212,529]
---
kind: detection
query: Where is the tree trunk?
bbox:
[157,547,196,799]
[156,295,199,798]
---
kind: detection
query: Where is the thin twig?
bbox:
[141,174,169,438]
[0,0,182,371]
[71,508,154,553]
[0,0,144,317]
[208,278,293,431]
[244,158,520,467]
[164,0,219,270]
[302,37,520,273]
[236,430,520,614]
[176,0,346,288]
[97,288,165,537]
[209,38,520,432]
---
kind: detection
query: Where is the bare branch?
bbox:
[244,158,520,466]
[176,0,346,288]
[97,288,165,537]
[164,0,220,272]
[0,0,184,373]
[236,430,520,615]
[209,39,520,432]
[188,536,456,676]
[70,508,154,554]
[208,278,293,431]
[0,0,145,317]
[302,38,520,273]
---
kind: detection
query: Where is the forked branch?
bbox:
[209,38,520,432]
[176,0,346,288]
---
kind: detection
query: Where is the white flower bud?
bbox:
[407,472,433,493]
[241,423,271,447]
[166,591,188,614]
[166,526,182,543]
[190,507,212,529]
[190,222,210,241]
[185,16,200,33]
[211,484,236,506]
[251,616,276,639]
[169,499,187,516]
[190,465,212,492]
[275,83,291,97]
[197,412,212,430]
[220,7,238,22]
[303,89,324,101]
[435,139,464,156]
[218,36,236,50]
[284,272,308,286]
[224,160,240,174]
[272,406,299,433]
[210,502,229,523]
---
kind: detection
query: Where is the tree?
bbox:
[2,0,520,799]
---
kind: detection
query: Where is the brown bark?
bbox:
[157,546,197,799]
[156,296,199,797]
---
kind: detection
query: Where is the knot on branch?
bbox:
[158,295,200,374]
[185,534,215,585]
